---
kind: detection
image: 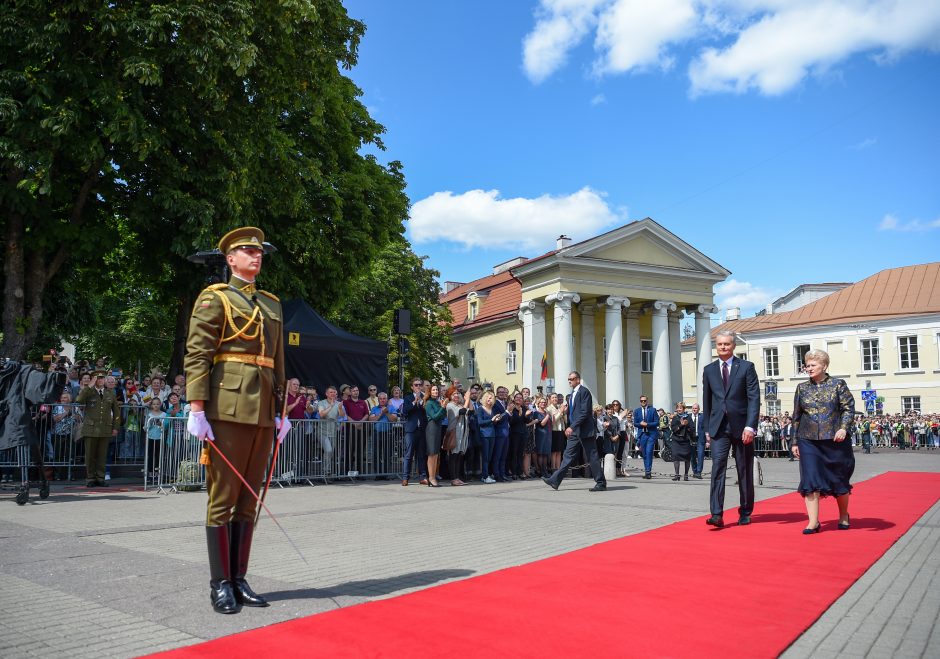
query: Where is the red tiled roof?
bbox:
[701,262,940,339]
[443,270,522,330]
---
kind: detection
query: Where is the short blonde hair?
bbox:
[804,349,830,369]
[480,391,496,406]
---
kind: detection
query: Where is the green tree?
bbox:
[1,1,408,364]
[331,237,457,388]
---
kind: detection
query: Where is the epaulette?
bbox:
[257,290,280,302]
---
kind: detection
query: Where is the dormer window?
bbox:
[467,291,487,322]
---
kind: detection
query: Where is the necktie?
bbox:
[722,362,730,390]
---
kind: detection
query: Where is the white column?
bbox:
[651,300,676,410]
[518,300,546,392]
[604,296,630,405]
[546,291,580,388]
[578,303,597,393]
[668,310,684,404]
[625,309,642,407]
[695,305,718,407]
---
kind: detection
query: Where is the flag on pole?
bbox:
[540,350,548,380]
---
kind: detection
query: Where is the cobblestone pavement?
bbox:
[1,450,938,658]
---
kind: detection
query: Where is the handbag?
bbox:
[71,418,84,443]
[442,426,457,452]
[660,439,673,462]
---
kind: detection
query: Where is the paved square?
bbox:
[1,451,938,658]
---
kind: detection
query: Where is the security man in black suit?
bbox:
[702,330,760,527]
[542,371,606,492]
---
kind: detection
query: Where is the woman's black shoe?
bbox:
[802,523,822,535]
[838,515,850,530]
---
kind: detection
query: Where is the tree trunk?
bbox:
[1,213,30,360]
[167,293,193,382]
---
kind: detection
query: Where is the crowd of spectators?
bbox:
[5,356,939,485]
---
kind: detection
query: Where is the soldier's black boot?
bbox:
[206,525,239,614]
[230,520,269,607]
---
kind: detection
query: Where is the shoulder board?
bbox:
[257,290,280,302]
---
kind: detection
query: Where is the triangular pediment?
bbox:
[563,218,730,276]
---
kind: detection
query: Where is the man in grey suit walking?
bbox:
[702,330,760,527]
[543,371,606,492]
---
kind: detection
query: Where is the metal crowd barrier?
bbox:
[143,417,406,493]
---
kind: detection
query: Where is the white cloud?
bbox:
[409,187,623,250]
[593,0,697,75]
[878,213,940,231]
[590,93,606,105]
[523,0,608,83]
[851,137,877,150]
[522,0,940,95]
[715,278,783,316]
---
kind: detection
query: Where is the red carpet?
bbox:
[148,471,940,659]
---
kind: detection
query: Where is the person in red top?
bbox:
[342,385,370,473]
[284,378,307,421]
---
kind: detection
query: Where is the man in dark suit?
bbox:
[542,371,606,491]
[633,394,659,479]
[400,378,428,486]
[689,403,706,479]
[702,330,760,527]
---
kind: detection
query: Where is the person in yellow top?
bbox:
[184,226,289,614]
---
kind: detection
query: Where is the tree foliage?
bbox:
[1,0,410,369]
[331,238,457,388]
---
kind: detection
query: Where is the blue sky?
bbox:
[343,0,940,320]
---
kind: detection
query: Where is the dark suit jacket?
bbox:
[401,392,427,433]
[689,412,703,440]
[566,385,594,439]
[633,405,660,439]
[701,357,760,439]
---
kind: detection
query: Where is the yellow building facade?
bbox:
[443,219,729,407]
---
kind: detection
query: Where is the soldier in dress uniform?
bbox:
[75,369,121,487]
[184,226,287,614]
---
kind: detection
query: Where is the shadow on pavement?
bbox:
[264,568,476,601]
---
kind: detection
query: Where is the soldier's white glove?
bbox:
[187,411,215,442]
[275,415,292,444]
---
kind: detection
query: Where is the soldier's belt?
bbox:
[213,353,275,369]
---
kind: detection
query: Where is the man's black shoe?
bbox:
[706,515,724,528]
[542,476,558,491]
[589,483,606,492]
[693,473,703,479]
[738,516,752,526]
[643,473,652,479]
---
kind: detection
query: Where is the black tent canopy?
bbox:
[282,299,388,395]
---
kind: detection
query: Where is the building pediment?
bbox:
[511,218,730,282]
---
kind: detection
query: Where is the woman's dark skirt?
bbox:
[551,430,566,453]
[670,439,692,461]
[797,438,855,496]
[426,420,442,456]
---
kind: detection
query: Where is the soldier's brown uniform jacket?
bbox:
[184,275,285,426]
[75,387,121,437]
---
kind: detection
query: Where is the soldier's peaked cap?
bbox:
[218,226,265,254]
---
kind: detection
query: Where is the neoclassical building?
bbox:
[441,219,729,407]
[681,262,940,414]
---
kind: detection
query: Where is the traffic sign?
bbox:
[861,389,877,402]
[865,400,875,412]
[764,381,778,401]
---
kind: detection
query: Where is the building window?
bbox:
[763,347,779,377]
[505,340,517,374]
[860,338,880,372]
[641,339,652,373]
[467,299,479,322]
[901,396,921,413]
[794,344,811,375]
[467,348,475,378]
[736,352,747,362]
[898,336,919,369]
[766,399,781,416]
